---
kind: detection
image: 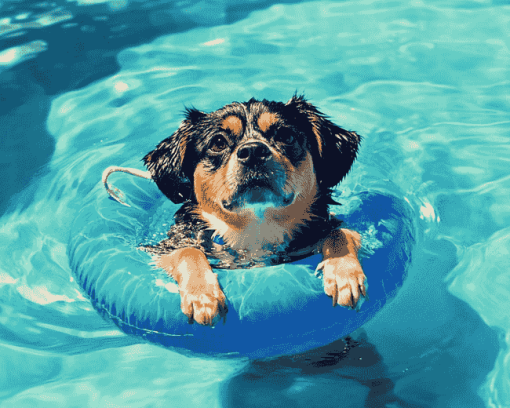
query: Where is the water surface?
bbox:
[1,0,509,407]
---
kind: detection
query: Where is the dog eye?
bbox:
[209,135,229,153]
[274,129,295,144]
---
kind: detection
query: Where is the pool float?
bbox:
[69,170,414,359]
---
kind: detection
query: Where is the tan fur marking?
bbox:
[319,229,366,308]
[155,248,227,326]
[312,119,323,156]
[221,116,243,137]
[321,229,361,260]
[258,112,278,133]
[178,133,190,166]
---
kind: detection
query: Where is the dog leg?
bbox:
[156,248,227,325]
[317,229,367,309]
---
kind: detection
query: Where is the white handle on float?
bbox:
[102,166,152,207]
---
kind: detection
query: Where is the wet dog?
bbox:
[103,95,366,326]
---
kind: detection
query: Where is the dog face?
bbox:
[144,95,360,250]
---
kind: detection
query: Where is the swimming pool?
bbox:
[0,0,508,406]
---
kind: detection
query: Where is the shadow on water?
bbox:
[221,330,416,408]
[0,75,54,216]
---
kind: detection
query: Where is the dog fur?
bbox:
[136,95,366,326]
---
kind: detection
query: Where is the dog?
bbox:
[103,95,366,326]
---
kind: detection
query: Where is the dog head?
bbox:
[143,95,360,250]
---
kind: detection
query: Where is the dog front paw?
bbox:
[317,256,367,309]
[180,271,228,326]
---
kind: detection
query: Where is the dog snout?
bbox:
[237,142,271,166]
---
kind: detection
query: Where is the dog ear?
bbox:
[143,108,206,204]
[285,95,361,189]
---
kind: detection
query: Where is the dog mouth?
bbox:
[220,168,295,212]
[222,184,295,212]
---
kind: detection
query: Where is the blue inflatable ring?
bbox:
[69,175,414,359]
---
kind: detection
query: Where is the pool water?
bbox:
[1,0,509,407]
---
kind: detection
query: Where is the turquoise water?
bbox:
[1,0,509,407]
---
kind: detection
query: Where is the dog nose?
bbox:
[237,142,271,166]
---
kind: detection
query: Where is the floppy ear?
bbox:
[286,95,361,189]
[142,108,205,204]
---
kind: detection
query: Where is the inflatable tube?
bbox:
[69,175,414,359]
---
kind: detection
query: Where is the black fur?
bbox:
[140,96,360,267]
